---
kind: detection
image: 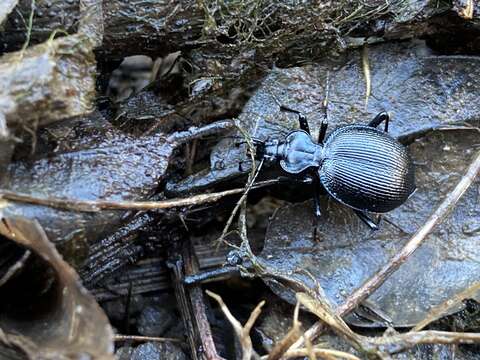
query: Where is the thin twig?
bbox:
[283,331,480,358]
[0,180,278,213]
[19,0,35,54]
[216,160,263,246]
[217,120,263,246]
[297,292,480,355]
[183,240,225,360]
[267,302,302,360]
[290,149,480,351]
[373,330,480,349]
[114,335,183,343]
[296,293,374,356]
[303,335,316,360]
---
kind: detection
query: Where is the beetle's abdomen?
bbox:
[319,125,415,213]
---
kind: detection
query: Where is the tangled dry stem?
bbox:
[199,0,397,64]
[206,290,265,360]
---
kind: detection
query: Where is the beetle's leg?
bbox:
[309,173,322,241]
[318,100,329,144]
[353,210,379,231]
[279,105,311,135]
[312,174,322,219]
[368,112,390,133]
[318,71,331,143]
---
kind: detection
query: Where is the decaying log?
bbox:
[0,33,96,179]
[3,1,479,58]
[0,34,96,129]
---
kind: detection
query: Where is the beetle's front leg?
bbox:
[279,105,311,135]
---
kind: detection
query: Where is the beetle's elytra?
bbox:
[320,125,415,213]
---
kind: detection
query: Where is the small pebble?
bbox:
[137,305,176,336]
[131,342,186,360]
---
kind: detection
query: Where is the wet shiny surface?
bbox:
[1,113,172,266]
[261,129,480,326]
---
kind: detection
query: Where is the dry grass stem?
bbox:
[206,290,265,360]
[361,44,371,109]
[275,349,361,360]
[0,180,278,213]
[267,302,302,360]
[296,293,375,356]
[303,334,317,360]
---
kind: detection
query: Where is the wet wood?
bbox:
[184,240,226,360]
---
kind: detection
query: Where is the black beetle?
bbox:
[167,79,415,230]
[253,100,416,230]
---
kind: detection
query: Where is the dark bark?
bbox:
[0,34,96,129]
[4,0,476,62]
[1,0,80,53]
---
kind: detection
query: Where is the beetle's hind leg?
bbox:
[312,174,322,219]
[353,210,379,231]
[368,112,390,133]
[310,173,322,241]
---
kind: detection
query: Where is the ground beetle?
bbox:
[253,93,416,230]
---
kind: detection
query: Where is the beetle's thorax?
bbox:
[262,130,323,174]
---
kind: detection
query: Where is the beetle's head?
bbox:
[251,138,283,163]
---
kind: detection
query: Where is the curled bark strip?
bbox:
[0,217,114,359]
